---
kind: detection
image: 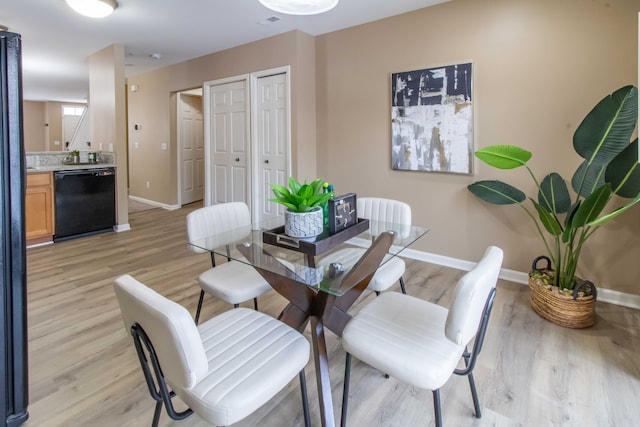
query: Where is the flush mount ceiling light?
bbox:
[65,0,118,18]
[258,0,338,15]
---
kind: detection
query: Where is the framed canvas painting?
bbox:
[391,62,473,174]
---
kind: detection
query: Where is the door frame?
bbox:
[175,88,203,207]
[249,65,292,225]
[202,66,291,223]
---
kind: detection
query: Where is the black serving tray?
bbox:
[262,218,369,257]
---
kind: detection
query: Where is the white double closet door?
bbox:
[204,68,290,226]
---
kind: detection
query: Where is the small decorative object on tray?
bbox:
[327,193,358,235]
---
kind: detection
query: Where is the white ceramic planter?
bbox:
[284,207,323,239]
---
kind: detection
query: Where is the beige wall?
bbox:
[23,101,45,151]
[316,0,639,294]
[127,30,317,205]
[89,44,128,228]
[127,0,639,295]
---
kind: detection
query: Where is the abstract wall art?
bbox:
[391,62,473,174]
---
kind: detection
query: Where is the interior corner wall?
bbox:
[315,0,640,294]
[127,30,316,206]
[89,44,128,228]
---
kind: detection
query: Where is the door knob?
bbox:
[264,160,269,164]
[235,157,240,162]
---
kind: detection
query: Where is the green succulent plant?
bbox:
[269,177,333,213]
[468,85,640,290]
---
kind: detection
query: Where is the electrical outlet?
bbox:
[108,143,114,152]
[99,142,103,150]
[134,142,139,149]
[161,143,167,150]
[146,181,150,189]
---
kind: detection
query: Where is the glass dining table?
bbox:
[188,218,429,427]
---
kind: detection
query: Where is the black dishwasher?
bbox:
[54,168,116,242]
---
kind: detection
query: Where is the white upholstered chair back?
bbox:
[186,202,251,254]
[113,275,208,389]
[357,197,411,237]
[444,246,503,346]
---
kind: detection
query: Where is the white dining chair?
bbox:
[357,197,412,294]
[186,202,272,323]
[340,246,503,427]
[113,274,311,427]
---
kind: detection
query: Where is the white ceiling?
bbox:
[2,0,448,103]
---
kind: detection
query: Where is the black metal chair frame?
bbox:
[341,287,497,427]
[130,324,193,427]
[195,248,259,324]
[130,322,311,427]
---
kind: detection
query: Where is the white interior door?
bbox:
[254,73,289,224]
[178,93,204,205]
[209,80,249,205]
[203,67,290,218]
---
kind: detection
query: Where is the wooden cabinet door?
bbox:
[25,172,54,242]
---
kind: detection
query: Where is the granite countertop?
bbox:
[26,163,116,173]
[26,151,117,174]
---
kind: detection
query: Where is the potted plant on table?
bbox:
[468,85,640,328]
[269,177,333,239]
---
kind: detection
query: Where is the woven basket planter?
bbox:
[528,256,597,329]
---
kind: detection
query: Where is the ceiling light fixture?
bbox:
[258,0,338,15]
[65,0,118,18]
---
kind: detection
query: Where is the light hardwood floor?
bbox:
[24,203,640,427]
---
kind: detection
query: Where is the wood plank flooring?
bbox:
[24,203,640,426]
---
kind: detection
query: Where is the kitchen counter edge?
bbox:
[26,164,117,173]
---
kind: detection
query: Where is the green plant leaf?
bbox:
[538,173,571,214]
[270,177,330,212]
[572,86,638,195]
[562,201,581,243]
[572,183,612,227]
[467,180,526,205]
[605,138,640,198]
[288,176,302,194]
[587,192,640,227]
[475,145,532,170]
[531,199,563,236]
[571,160,606,198]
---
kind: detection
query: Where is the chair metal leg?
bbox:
[399,276,406,294]
[432,389,443,427]
[467,372,482,418]
[194,290,205,325]
[299,370,311,427]
[151,401,162,427]
[253,297,259,311]
[341,353,352,427]
[131,324,193,426]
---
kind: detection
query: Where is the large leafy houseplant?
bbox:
[269,177,332,213]
[468,85,640,291]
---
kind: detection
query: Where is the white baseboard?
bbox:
[129,195,180,211]
[114,223,130,232]
[350,240,640,311]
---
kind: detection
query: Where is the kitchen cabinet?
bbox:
[26,171,54,244]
